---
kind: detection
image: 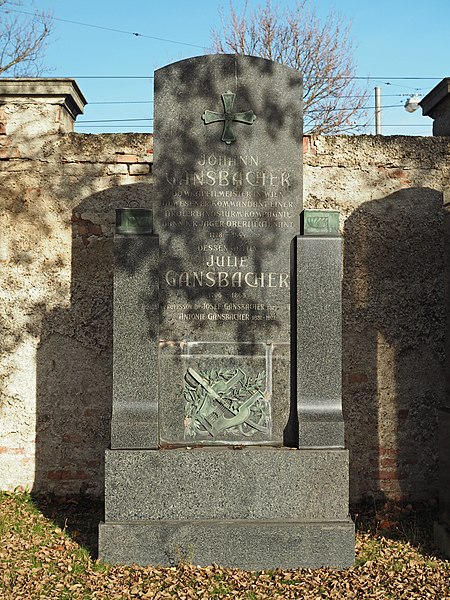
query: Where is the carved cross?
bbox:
[202,91,256,145]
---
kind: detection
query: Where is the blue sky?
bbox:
[7,0,450,135]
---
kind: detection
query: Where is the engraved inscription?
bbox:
[165,269,289,288]
[160,150,296,329]
[162,153,295,231]
[166,170,290,187]
[183,367,271,439]
[166,301,281,322]
[198,154,258,166]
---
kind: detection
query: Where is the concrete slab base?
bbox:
[99,518,355,570]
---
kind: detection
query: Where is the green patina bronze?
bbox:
[202,91,256,145]
[301,209,340,237]
[116,208,153,235]
[183,367,270,439]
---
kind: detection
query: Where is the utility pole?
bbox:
[375,86,382,135]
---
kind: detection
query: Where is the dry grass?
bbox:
[0,491,449,599]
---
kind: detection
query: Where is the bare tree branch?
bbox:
[0,0,52,76]
[211,0,369,134]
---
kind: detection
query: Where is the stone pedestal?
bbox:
[0,78,86,134]
[297,211,344,449]
[100,207,354,568]
[111,209,159,449]
[99,447,354,569]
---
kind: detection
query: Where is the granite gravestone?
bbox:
[99,54,354,569]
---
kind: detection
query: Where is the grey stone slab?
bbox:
[104,448,350,521]
[99,518,355,569]
[153,55,303,446]
[111,233,159,449]
[111,420,157,451]
[154,54,302,344]
[296,234,345,448]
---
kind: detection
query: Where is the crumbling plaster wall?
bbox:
[0,102,153,495]
[1,119,449,501]
[305,135,450,501]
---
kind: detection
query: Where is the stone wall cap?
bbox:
[0,78,87,119]
[420,78,450,117]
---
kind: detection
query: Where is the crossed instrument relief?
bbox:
[202,91,256,144]
[183,367,271,440]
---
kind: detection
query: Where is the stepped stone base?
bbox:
[99,447,354,569]
[99,518,355,569]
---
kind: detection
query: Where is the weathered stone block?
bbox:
[107,164,128,175]
[99,519,355,569]
[104,448,350,521]
[129,163,150,175]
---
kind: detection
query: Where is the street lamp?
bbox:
[404,95,421,113]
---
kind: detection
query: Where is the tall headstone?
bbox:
[99,54,354,569]
[155,55,300,446]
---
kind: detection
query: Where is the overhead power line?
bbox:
[73,76,154,79]
[83,103,404,115]
[339,77,439,81]
[64,75,439,81]
[87,95,411,104]
[304,104,410,115]
[78,118,153,123]
[78,105,406,123]
[0,8,443,90]
[379,124,430,126]
[75,119,431,129]
[90,101,153,105]
[76,125,153,129]
[2,8,205,49]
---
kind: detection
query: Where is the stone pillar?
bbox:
[0,78,86,136]
[297,209,345,448]
[420,78,450,136]
[434,190,450,556]
[111,209,159,449]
